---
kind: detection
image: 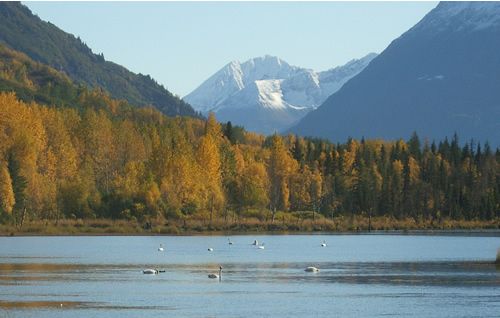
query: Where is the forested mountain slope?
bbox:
[0,2,198,117]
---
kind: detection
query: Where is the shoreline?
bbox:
[2,229,500,238]
[1,217,498,237]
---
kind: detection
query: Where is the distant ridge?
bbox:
[0,2,198,117]
[185,54,376,134]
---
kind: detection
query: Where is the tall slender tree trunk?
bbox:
[368,209,372,232]
[224,206,228,225]
[209,194,215,225]
[19,206,27,230]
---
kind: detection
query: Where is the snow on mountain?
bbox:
[255,80,288,110]
[184,54,376,134]
[185,56,299,114]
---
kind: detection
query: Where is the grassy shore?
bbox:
[1,215,499,236]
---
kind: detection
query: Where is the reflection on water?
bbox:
[1,261,497,286]
[0,300,175,311]
[0,235,499,318]
[0,301,85,309]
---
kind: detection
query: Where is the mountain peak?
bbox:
[253,55,287,68]
[412,1,500,33]
[226,55,284,68]
[435,1,500,17]
[184,55,298,113]
[256,54,282,62]
[185,53,376,134]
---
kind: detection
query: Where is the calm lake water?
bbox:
[0,234,499,318]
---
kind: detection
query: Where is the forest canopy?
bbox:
[0,90,498,230]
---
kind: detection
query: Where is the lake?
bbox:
[0,234,499,317]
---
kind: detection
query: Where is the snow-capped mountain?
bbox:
[289,1,500,146]
[184,54,376,134]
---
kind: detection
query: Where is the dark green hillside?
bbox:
[0,2,198,117]
[0,43,79,107]
[0,43,133,111]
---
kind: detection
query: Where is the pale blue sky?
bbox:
[25,1,437,97]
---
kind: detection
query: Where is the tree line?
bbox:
[0,91,498,228]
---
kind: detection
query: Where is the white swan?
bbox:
[258,243,265,249]
[304,266,320,272]
[208,266,222,281]
[252,240,259,246]
[321,240,327,247]
[143,268,158,274]
[158,244,164,251]
[208,247,214,252]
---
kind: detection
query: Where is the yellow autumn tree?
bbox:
[408,156,421,186]
[42,108,78,181]
[342,139,359,190]
[0,161,15,215]
[391,159,404,218]
[197,113,224,223]
[310,167,323,220]
[1,96,48,223]
[239,155,269,210]
[81,109,116,195]
[145,181,162,221]
[267,134,298,221]
[113,161,144,199]
[160,131,202,218]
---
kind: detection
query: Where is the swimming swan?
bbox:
[208,247,214,252]
[258,243,265,249]
[143,269,159,274]
[321,240,327,247]
[208,266,222,281]
[304,266,320,272]
[158,244,164,251]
